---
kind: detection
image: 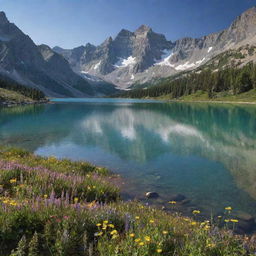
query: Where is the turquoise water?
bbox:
[1,99,256,219]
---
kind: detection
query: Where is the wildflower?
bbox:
[44,194,48,199]
[191,222,197,225]
[206,243,216,248]
[135,238,141,243]
[217,216,222,219]
[144,236,151,242]
[157,249,163,253]
[129,233,135,238]
[224,219,230,223]
[110,230,118,235]
[162,230,168,235]
[135,216,140,220]
[108,224,114,228]
[230,219,239,223]
[74,197,79,203]
[204,225,211,231]
[192,210,201,215]
[225,206,232,211]
[149,219,155,224]
[96,223,102,227]
[103,220,109,224]
[168,201,176,204]
[94,232,103,237]
[10,178,17,184]
[139,242,144,246]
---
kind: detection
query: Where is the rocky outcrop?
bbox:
[0,12,117,97]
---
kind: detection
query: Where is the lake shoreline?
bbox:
[0,98,49,108]
[167,99,256,105]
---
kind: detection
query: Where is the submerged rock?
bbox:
[235,211,255,233]
[169,194,186,202]
[235,211,254,223]
[180,199,191,205]
[145,192,159,199]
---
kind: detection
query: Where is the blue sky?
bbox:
[0,0,255,48]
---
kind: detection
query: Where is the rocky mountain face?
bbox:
[54,6,256,89]
[0,12,117,97]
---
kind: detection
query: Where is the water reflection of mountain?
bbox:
[0,102,256,200]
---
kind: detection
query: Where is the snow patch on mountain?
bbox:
[154,49,174,67]
[93,61,101,70]
[114,56,137,68]
[174,57,206,71]
[175,62,196,71]
[207,47,213,53]
[81,71,102,82]
[195,57,206,65]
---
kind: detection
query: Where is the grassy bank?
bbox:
[0,147,255,255]
[0,88,47,106]
[142,89,256,105]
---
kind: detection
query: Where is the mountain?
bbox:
[54,7,256,89]
[0,12,117,97]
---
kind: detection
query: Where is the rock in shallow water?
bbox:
[145,192,159,199]
[169,194,186,202]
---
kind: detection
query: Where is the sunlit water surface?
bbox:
[1,98,256,222]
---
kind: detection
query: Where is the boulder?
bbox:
[145,192,159,199]
[169,194,186,202]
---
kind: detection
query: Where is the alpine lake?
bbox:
[1,98,256,233]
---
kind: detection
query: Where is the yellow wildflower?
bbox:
[10,178,17,184]
[192,210,201,215]
[95,231,103,237]
[129,233,135,238]
[206,243,216,248]
[204,225,211,231]
[225,206,232,211]
[168,201,176,204]
[230,219,239,223]
[135,238,141,243]
[103,220,109,224]
[139,242,144,246]
[74,197,79,203]
[96,223,102,227]
[44,194,48,199]
[108,224,115,228]
[162,230,168,235]
[191,222,197,226]
[110,230,118,235]
[157,249,163,253]
[135,216,140,220]
[224,219,230,223]
[144,236,151,242]
[149,219,155,224]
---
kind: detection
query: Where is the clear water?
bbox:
[1,98,256,219]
